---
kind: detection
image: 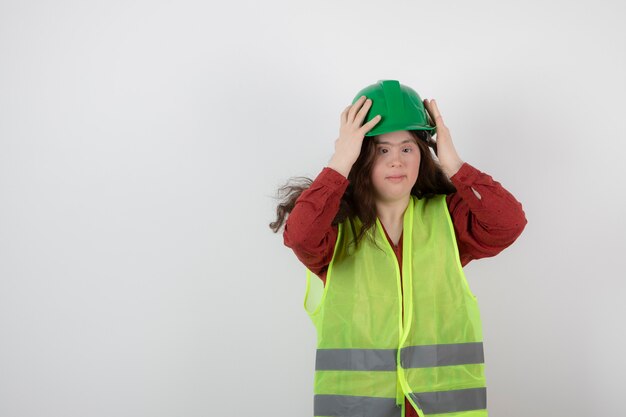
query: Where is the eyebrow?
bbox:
[375,139,415,145]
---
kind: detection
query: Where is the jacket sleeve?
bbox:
[445,162,528,266]
[283,167,349,283]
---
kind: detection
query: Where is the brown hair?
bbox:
[269,130,457,247]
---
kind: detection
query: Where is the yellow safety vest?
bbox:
[304,194,487,417]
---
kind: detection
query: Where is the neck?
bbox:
[375,194,411,225]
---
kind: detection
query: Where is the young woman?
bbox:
[270,80,527,417]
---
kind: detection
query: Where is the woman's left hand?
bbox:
[423,98,464,178]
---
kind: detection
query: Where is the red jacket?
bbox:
[283,161,527,416]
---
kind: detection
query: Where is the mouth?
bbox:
[386,175,406,182]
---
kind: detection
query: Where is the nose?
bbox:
[388,150,403,167]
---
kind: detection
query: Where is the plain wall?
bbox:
[1,0,625,416]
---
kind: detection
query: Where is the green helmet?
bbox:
[351,79,436,138]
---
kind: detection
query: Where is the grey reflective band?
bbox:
[316,348,397,371]
[410,387,487,414]
[314,394,400,417]
[316,342,484,371]
[401,342,484,368]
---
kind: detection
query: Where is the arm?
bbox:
[283,167,349,284]
[284,95,380,282]
[445,162,528,266]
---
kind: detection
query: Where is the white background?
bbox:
[1,0,625,416]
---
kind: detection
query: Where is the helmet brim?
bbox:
[365,124,437,137]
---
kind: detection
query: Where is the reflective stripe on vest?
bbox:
[304,194,488,417]
[316,342,484,370]
[410,387,487,414]
[315,395,400,417]
[314,387,487,416]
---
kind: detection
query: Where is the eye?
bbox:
[378,148,388,154]
[403,147,412,153]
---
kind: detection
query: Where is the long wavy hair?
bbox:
[269,130,457,248]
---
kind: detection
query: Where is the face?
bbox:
[371,130,421,203]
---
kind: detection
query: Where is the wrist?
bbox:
[328,155,353,178]
[445,159,464,178]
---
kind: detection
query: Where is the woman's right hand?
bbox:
[328,95,381,178]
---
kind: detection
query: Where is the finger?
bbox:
[347,96,366,122]
[426,99,443,125]
[354,98,373,126]
[423,100,435,126]
[341,105,350,124]
[359,114,381,134]
[348,96,367,123]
